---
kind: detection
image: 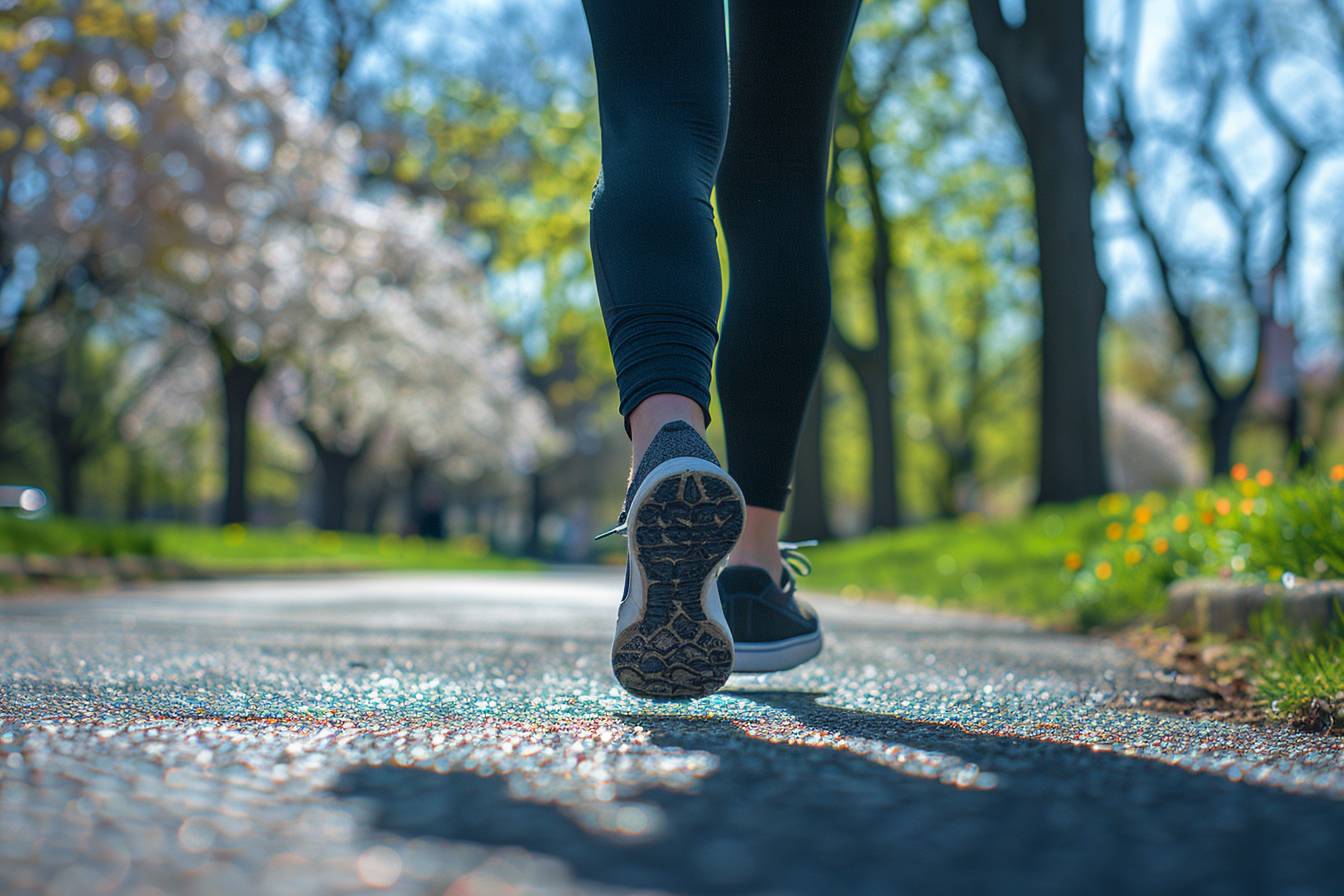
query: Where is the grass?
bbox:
[1251,605,1344,729]
[0,515,540,586]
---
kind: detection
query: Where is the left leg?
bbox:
[715,0,862,578]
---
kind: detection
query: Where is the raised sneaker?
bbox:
[717,541,823,673]
[596,421,745,699]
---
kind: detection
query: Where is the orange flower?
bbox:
[1127,524,1146,541]
[1064,551,1084,571]
[1123,547,1142,566]
[1215,498,1232,516]
[1153,537,1169,555]
[1133,506,1153,525]
[1173,514,1190,533]
[1331,464,1344,482]
[1231,462,1249,481]
[1095,561,1113,581]
[1200,510,1216,525]
[1255,469,1274,487]
[1239,498,1256,515]
[1106,522,1124,541]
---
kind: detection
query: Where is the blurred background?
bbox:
[1,0,1341,566]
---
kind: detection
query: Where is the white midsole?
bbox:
[732,630,824,673]
[614,456,744,657]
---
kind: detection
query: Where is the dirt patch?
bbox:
[1111,627,1271,728]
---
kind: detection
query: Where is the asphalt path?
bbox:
[2,569,1342,895]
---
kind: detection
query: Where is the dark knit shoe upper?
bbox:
[717,564,819,644]
[618,420,721,525]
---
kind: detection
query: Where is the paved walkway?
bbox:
[2,570,1342,895]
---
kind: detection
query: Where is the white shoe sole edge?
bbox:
[612,456,745,698]
[731,630,824,673]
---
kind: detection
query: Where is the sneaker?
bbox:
[717,541,823,673]
[597,420,745,699]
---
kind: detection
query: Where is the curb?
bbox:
[1165,577,1344,637]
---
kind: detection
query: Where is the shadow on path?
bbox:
[334,690,1343,895]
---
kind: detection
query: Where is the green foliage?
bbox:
[805,503,1109,625]
[807,472,1344,631]
[0,516,538,579]
[1251,604,1344,724]
[1068,473,1344,627]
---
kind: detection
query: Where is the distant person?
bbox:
[582,1,861,697]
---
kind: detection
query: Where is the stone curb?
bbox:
[1165,577,1344,637]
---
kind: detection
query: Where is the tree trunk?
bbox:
[785,374,832,541]
[970,1,1109,504]
[403,457,429,535]
[218,354,266,525]
[124,451,145,522]
[1209,397,1242,477]
[525,470,546,557]
[314,447,358,531]
[56,441,81,516]
[362,487,387,534]
[855,354,900,529]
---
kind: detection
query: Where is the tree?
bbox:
[1100,0,1342,474]
[968,0,1110,503]
[270,194,554,531]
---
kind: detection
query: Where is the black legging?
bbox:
[583,0,861,512]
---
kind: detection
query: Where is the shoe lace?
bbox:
[778,539,817,592]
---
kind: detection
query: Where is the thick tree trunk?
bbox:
[785,374,832,541]
[1030,147,1108,502]
[970,1,1109,504]
[218,355,266,525]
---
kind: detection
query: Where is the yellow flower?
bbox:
[1123,547,1142,566]
[1239,498,1256,516]
[1127,524,1146,541]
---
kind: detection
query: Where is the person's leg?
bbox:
[581,0,729,472]
[715,0,862,578]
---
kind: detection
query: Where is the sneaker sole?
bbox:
[612,457,744,699]
[732,630,824,673]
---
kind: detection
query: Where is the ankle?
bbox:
[727,544,784,581]
[729,505,785,581]
[628,394,705,468]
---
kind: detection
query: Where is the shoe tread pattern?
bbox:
[612,470,743,698]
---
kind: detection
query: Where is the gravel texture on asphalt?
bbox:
[3,570,1342,895]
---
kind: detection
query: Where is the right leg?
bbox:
[582,0,729,461]
[582,1,743,699]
